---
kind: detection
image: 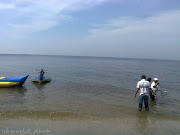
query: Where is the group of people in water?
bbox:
[134,75,160,111]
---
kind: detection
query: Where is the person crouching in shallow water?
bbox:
[134,75,157,111]
[150,78,159,101]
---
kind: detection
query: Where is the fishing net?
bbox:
[156,90,167,97]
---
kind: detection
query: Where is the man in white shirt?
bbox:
[150,78,159,100]
[134,75,157,111]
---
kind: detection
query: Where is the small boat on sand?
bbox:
[0,75,29,87]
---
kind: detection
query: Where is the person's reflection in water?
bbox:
[136,112,148,134]
[135,112,157,135]
[32,82,46,90]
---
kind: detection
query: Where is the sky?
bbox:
[0,0,180,60]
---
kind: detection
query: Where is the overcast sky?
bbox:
[0,0,180,60]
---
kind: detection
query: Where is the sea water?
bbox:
[0,54,180,135]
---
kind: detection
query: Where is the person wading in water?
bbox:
[134,75,157,111]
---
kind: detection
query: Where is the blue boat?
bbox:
[0,75,29,87]
[32,69,51,83]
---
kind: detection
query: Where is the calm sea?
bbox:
[0,54,180,119]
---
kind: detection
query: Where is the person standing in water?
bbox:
[147,78,151,83]
[150,78,159,101]
[147,78,152,99]
[134,75,157,111]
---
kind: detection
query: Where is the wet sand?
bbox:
[0,112,180,135]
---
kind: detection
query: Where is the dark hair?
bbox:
[147,78,151,82]
[141,75,146,79]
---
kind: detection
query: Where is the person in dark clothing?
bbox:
[147,78,152,100]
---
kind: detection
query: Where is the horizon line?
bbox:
[0,53,179,61]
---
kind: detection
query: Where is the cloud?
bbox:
[0,3,15,9]
[0,0,108,38]
[88,10,180,38]
[10,9,179,60]
[67,10,180,60]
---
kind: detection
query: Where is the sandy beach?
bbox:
[0,110,180,135]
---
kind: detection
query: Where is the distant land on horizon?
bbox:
[0,53,179,61]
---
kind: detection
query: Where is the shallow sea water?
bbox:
[0,54,180,135]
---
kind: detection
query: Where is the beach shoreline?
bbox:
[0,114,180,135]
